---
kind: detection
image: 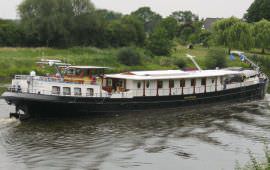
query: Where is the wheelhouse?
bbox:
[62,66,108,84]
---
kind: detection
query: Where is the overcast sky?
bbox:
[0,0,254,19]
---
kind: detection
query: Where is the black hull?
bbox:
[2,82,268,117]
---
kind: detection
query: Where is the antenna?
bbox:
[186,54,202,71]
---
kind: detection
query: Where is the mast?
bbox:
[186,54,202,71]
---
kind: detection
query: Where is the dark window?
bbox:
[52,86,60,95]
[157,80,163,89]
[146,81,150,88]
[191,79,196,86]
[87,88,94,96]
[212,79,215,84]
[180,79,185,87]
[201,78,206,86]
[169,80,174,88]
[63,87,71,95]
[74,88,82,96]
[107,79,112,86]
[137,81,141,88]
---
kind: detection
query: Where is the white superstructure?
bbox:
[10,67,263,99]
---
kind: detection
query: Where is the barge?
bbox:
[1,53,269,118]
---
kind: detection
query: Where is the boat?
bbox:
[1,52,269,119]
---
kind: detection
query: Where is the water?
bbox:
[1,96,270,170]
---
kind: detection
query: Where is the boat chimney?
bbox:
[30,71,36,77]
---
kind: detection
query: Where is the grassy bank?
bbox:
[0,45,269,87]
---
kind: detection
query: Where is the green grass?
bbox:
[236,146,270,170]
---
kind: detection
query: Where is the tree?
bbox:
[244,0,270,23]
[205,49,227,69]
[96,9,122,21]
[18,0,95,47]
[106,16,145,47]
[158,17,178,40]
[253,19,270,54]
[170,11,199,24]
[147,26,173,56]
[198,30,212,47]
[212,17,241,53]
[0,20,24,46]
[227,22,254,51]
[131,7,162,33]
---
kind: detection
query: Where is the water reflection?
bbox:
[0,96,270,170]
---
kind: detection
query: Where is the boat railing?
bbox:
[7,86,112,98]
[15,75,64,83]
[7,79,260,98]
[131,79,260,97]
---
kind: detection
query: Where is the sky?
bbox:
[0,0,254,19]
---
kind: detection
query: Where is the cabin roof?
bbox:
[67,66,110,69]
[105,69,242,80]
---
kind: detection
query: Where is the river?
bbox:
[0,96,270,170]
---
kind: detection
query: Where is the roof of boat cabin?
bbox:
[66,66,110,69]
[105,70,243,80]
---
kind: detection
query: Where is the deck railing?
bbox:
[15,75,64,83]
[7,79,261,98]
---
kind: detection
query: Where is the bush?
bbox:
[147,27,173,56]
[174,57,188,69]
[205,49,227,69]
[159,57,173,66]
[117,47,141,66]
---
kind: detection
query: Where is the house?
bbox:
[202,18,222,31]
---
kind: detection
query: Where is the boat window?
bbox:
[220,77,223,84]
[157,80,163,89]
[169,80,174,88]
[137,81,141,89]
[52,86,60,95]
[191,79,196,86]
[146,81,150,88]
[87,88,94,96]
[212,79,215,84]
[74,88,82,96]
[107,79,112,87]
[201,78,206,86]
[75,69,82,76]
[180,79,185,87]
[63,87,71,95]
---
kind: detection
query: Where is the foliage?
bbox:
[117,47,142,66]
[106,16,145,47]
[178,25,195,44]
[131,7,162,33]
[236,145,270,170]
[205,49,227,69]
[213,17,254,52]
[228,21,254,51]
[253,19,270,54]
[0,20,24,46]
[19,0,92,47]
[244,0,270,23]
[147,26,173,56]
[158,17,178,40]
[170,11,199,24]
[198,30,212,47]
[95,9,122,21]
[173,57,188,69]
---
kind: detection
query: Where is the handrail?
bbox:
[7,79,260,98]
